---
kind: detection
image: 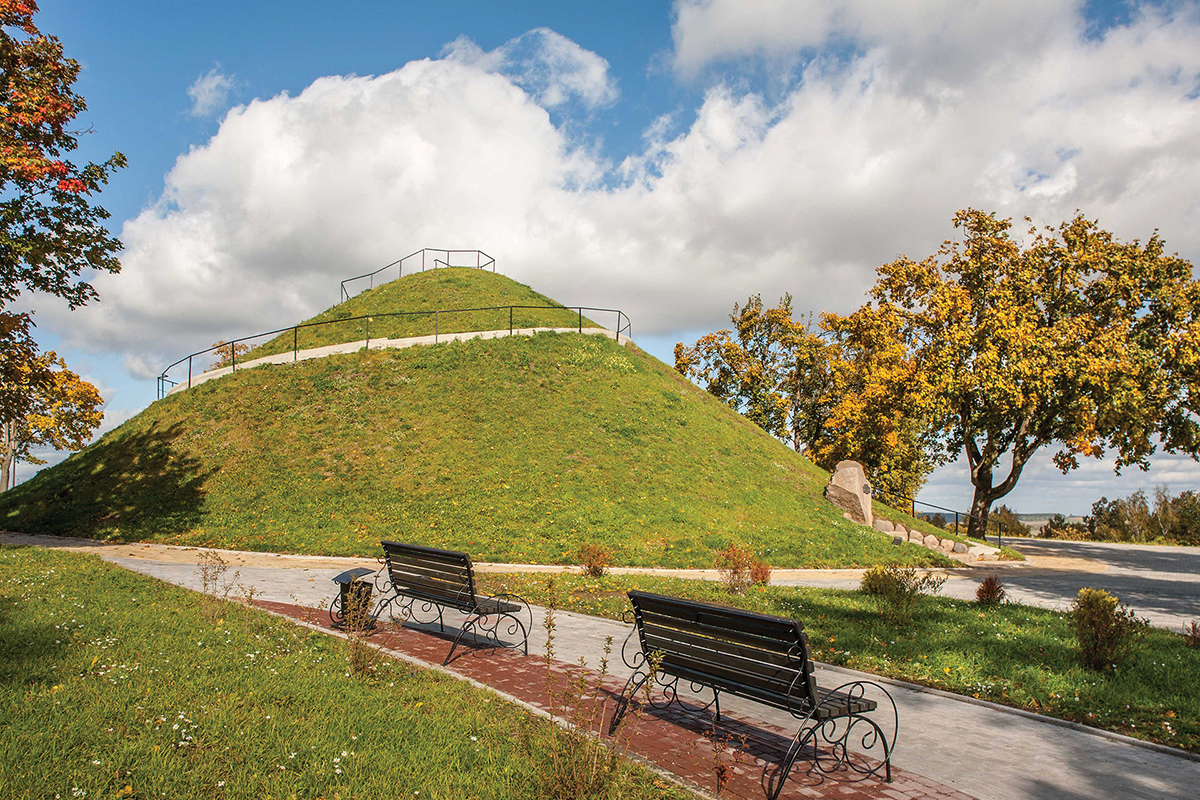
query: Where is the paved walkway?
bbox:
[166,325,626,395]
[4,533,1196,799]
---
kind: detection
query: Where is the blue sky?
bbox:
[20,0,1200,514]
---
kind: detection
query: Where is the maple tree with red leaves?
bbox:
[0,0,122,487]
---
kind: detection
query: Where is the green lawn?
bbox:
[0,546,688,800]
[476,572,1200,753]
[246,268,602,360]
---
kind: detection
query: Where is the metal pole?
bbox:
[188,356,192,389]
[510,307,513,336]
[294,327,298,361]
[231,343,236,373]
[366,317,370,350]
[578,308,582,333]
[955,513,959,535]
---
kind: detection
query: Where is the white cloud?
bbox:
[445,28,618,110]
[58,8,1200,435]
[187,67,235,117]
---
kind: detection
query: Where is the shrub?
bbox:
[1042,514,1090,540]
[859,565,946,624]
[750,560,772,586]
[1184,621,1200,649]
[578,543,610,578]
[997,546,1025,561]
[714,544,755,593]
[975,575,1005,605]
[989,505,1030,538]
[1071,588,1148,671]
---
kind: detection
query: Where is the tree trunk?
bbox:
[0,421,11,492]
[967,483,994,541]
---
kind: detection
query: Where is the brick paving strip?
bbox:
[254,599,973,800]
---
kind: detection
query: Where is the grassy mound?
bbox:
[247,268,601,359]
[0,328,948,568]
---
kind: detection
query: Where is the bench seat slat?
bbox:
[637,608,804,655]
[641,622,804,669]
[633,592,804,639]
[647,639,800,698]
[386,559,471,586]
[388,556,472,582]
[387,574,475,607]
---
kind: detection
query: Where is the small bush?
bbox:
[714,543,755,593]
[859,565,946,624]
[578,543,610,578]
[750,560,772,586]
[976,575,1005,605]
[1184,621,1200,649]
[1072,587,1148,671]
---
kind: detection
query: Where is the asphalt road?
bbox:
[775,537,1200,631]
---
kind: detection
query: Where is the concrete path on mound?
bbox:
[164,325,626,395]
[4,532,1197,800]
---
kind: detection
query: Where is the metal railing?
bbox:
[339,248,495,302]
[156,304,633,400]
[872,487,1010,548]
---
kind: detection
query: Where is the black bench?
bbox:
[370,540,532,664]
[612,590,896,798]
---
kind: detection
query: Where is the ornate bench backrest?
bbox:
[628,590,818,712]
[381,540,477,610]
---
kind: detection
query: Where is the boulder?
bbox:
[893,524,908,537]
[873,519,895,533]
[909,531,924,544]
[940,538,956,551]
[923,534,941,548]
[953,542,969,554]
[824,460,873,526]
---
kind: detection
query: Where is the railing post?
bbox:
[579,308,582,333]
[955,513,959,535]
[231,343,236,373]
[187,356,193,389]
[510,306,513,336]
[294,327,298,361]
[366,316,370,350]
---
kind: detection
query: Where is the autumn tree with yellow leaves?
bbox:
[834,209,1200,539]
[674,293,830,453]
[0,1,123,486]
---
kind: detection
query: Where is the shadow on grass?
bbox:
[0,596,68,690]
[0,422,212,542]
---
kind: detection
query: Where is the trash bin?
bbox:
[331,567,377,631]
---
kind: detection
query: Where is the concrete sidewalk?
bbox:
[10,537,1184,800]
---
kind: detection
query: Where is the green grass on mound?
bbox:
[247,268,601,359]
[477,572,1200,753]
[0,330,949,569]
[0,546,687,800]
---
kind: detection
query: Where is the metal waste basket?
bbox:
[330,567,377,631]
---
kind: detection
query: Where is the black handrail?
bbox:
[156,304,632,400]
[872,486,1010,549]
[339,248,496,302]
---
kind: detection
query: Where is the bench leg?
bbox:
[442,597,532,665]
[608,670,650,735]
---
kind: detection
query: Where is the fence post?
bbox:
[366,316,370,350]
[578,308,582,333]
[293,327,298,361]
[188,356,192,389]
[231,343,236,373]
[955,512,959,535]
[510,307,513,336]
